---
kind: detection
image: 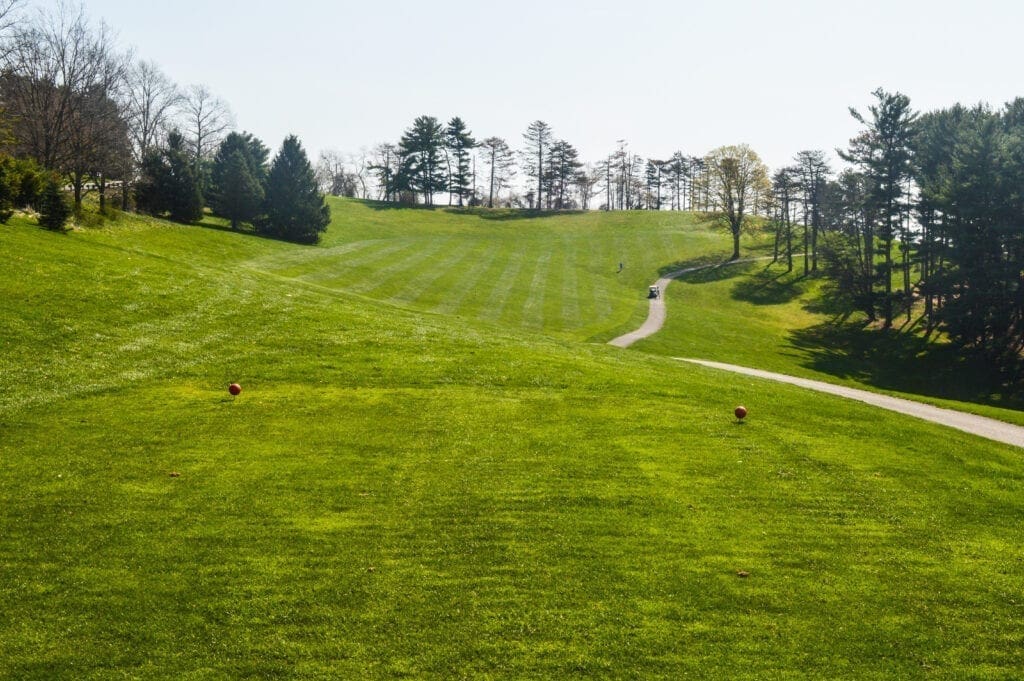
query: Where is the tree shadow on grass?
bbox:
[448,207,585,221]
[194,216,281,241]
[731,265,808,306]
[195,216,241,234]
[362,200,582,222]
[657,254,730,277]
[788,320,1024,408]
[670,258,760,285]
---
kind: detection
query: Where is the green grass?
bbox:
[634,258,1024,425]
[2,206,1023,678]
[233,199,730,342]
[236,198,1022,420]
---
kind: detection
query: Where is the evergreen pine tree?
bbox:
[0,158,20,223]
[445,117,475,207]
[166,132,203,223]
[136,131,203,223]
[397,116,446,205]
[218,150,264,230]
[135,149,172,216]
[522,120,552,209]
[839,88,918,327]
[263,135,330,244]
[547,140,582,209]
[210,132,269,228]
[38,178,71,231]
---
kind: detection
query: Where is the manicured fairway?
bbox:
[2,210,1023,678]
[238,199,731,342]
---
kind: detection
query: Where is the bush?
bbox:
[0,156,46,222]
[38,178,71,231]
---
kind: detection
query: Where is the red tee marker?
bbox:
[734,405,747,420]
[229,383,242,396]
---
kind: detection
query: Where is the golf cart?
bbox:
[648,285,661,299]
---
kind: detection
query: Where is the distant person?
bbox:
[618,262,623,273]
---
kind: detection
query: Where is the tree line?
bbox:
[318,117,771,218]
[748,88,1024,375]
[0,2,329,242]
[804,89,1024,370]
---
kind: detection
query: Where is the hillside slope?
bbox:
[1,211,1022,678]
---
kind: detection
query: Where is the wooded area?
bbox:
[0,2,329,242]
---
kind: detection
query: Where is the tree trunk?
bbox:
[488,150,495,208]
[536,147,543,210]
[884,206,894,328]
[803,221,809,275]
[786,203,793,273]
[772,207,780,263]
[811,198,819,272]
[73,172,84,211]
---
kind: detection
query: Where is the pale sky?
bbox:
[59,0,1024,172]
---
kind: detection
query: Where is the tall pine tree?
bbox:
[839,88,918,327]
[210,132,269,229]
[396,116,446,205]
[522,120,552,210]
[136,131,203,223]
[445,117,476,207]
[217,150,264,231]
[262,135,330,244]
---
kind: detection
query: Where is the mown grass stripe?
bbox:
[560,234,581,332]
[387,239,479,307]
[430,240,502,317]
[520,247,552,331]
[348,239,449,295]
[294,240,412,286]
[477,244,526,323]
[244,239,380,274]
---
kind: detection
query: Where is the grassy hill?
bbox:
[1,202,1022,678]
[237,200,733,342]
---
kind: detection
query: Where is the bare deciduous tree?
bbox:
[315,149,356,197]
[182,83,234,183]
[479,136,515,208]
[125,60,181,162]
[1,2,129,208]
[121,60,181,208]
[0,0,25,61]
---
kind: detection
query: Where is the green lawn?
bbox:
[1,206,1022,678]
[227,199,728,342]
[634,258,1024,425]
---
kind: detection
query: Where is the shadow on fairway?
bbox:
[675,259,759,285]
[449,207,585,221]
[788,320,1024,408]
[193,217,292,244]
[195,217,244,234]
[657,255,726,277]
[731,265,808,305]
[363,200,583,222]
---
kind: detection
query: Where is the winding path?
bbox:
[608,263,1024,449]
[608,259,759,348]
